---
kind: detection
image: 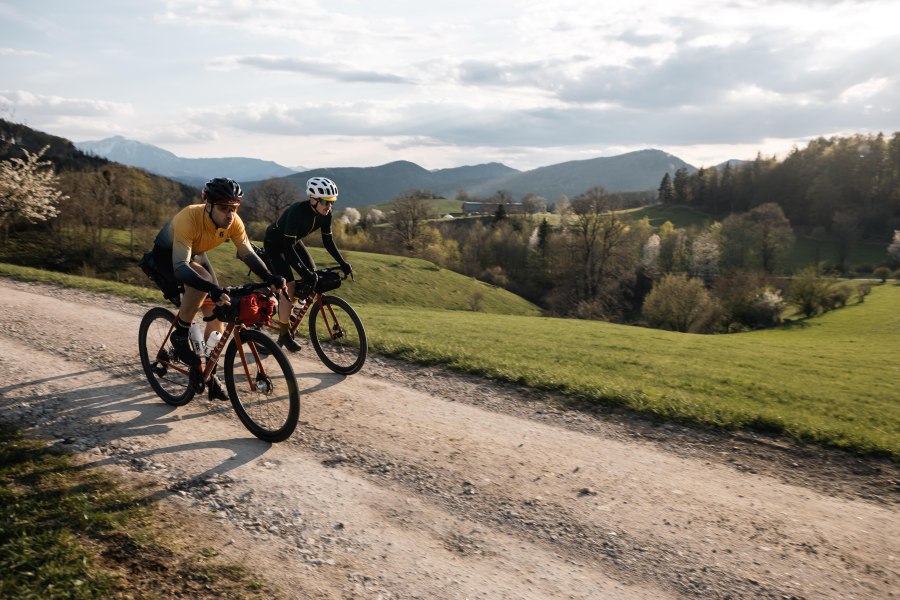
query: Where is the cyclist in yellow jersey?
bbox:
[148,177,285,400]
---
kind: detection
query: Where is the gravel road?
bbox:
[0,278,897,599]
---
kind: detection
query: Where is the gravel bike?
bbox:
[138,282,300,443]
[275,266,368,376]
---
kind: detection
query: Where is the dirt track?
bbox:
[0,278,897,599]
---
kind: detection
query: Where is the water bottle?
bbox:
[189,323,205,356]
[205,330,223,357]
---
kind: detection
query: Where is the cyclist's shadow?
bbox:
[0,367,273,487]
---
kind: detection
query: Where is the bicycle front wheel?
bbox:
[224,329,299,443]
[138,307,195,406]
[308,295,368,375]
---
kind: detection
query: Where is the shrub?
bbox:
[893,269,900,282]
[873,266,891,283]
[712,271,784,328]
[642,274,723,333]
[469,289,484,312]
[745,288,786,327]
[788,268,833,317]
[856,282,873,303]
[823,282,853,310]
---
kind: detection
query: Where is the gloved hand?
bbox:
[208,286,227,303]
[266,274,287,298]
[340,262,353,277]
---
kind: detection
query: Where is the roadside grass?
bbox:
[0,423,278,599]
[0,262,896,460]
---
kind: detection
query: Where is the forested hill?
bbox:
[1,118,110,172]
[658,132,900,240]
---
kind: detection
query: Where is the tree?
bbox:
[520,194,546,220]
[554,195,570,218]
[493,202,507,224]
[831,210,860,273]
[366,208,385,226]
[689,227,720,284]
[340,207,361,227]
[390,190,434,251]
[747,203,794,274]
[673,168,691,205]
[0,145,64,243]
[657,172,674,205]
[720,203,794,274]
[888,230,900,266]
[246,178,300,224]
[565,186,634,316]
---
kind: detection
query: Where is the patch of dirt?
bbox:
[1,278,897,599]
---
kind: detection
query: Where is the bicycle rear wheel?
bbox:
[224,329,299,443]
[308,295,368,375]
[138,307,195,406]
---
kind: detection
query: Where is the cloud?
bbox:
[0,48,49,58]
[212,55,413,84]
[0,90,132,117]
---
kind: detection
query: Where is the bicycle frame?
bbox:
[152,320,270,392]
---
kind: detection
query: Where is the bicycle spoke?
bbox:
[225,330,299,443]
[309,296,367,375]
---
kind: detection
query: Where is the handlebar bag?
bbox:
[238,293,277,326]
[315,271,342,294]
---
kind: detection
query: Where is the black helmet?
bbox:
[202,178,243,206]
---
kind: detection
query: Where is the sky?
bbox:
[1,0,899,172]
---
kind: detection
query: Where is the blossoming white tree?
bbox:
[888,230,900,264]
[0,146,65,243]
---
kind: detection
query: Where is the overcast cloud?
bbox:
[1,0,898,171]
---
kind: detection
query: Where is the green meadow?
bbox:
[2,249,897,460]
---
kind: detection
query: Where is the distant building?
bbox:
[462,201,524,216]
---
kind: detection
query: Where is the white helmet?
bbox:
[306,177,338,201]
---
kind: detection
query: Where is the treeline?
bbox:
[658,132,900,240]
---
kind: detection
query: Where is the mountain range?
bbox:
[76,136,701,206]
[76,136,297,187]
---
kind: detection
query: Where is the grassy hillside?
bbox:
[202,245,541,316]
[1,264,896,459]
[366,197,464,216]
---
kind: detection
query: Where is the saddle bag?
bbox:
[139,251,183,307]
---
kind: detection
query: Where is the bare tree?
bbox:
[390,190,435,251]
[247,178,301,223]
[520,193,546,218]
[0,146,64,243]
[569,186,630,308]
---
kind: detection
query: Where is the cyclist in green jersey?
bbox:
[264,176,352,351]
